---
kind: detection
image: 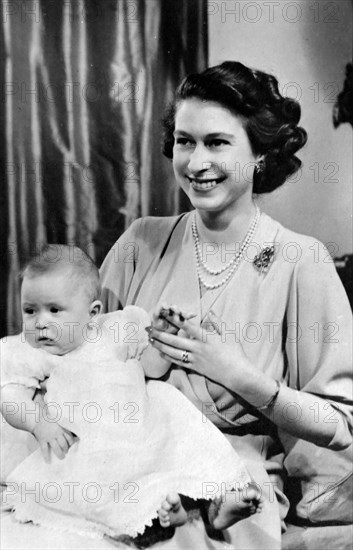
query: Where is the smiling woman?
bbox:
[100,61,353,549]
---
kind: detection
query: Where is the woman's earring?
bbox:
[255,160,265,174]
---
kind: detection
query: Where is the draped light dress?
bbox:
[100,211,353,549]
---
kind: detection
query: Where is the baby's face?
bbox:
[21,271,95,355]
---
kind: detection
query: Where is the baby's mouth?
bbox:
[37,335,54,344]
[187,176,226,191]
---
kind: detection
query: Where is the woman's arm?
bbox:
[140,343,172,379]
[149,315,352,449]
[224,361,351,449]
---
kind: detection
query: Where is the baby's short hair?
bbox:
[21,244,101,302]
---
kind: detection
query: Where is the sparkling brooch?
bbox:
[253,245,275,273]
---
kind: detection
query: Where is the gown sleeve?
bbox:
[0,335,51,389]
[121,306,150,359]
[99,307,150,360]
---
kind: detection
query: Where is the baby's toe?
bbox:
[245,484,261,502]
[161,499,172,512]
[158,508,170,524]
[166,493,181,509]
[159,517,171,528]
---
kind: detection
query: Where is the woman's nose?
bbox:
[187,144,211,173]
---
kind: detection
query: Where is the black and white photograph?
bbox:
[0,1,352,549]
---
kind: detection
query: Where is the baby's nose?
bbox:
[36,313,50,329]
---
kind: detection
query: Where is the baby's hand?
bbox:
[152,303,196,334]
[32,420,77,463]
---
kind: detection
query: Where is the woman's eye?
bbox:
[175,138,195,148]
[207,139,228,148]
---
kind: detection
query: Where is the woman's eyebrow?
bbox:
[205,132,234,139]
[173,130,234,138]
[173,130,192,137]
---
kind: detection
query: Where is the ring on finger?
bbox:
[181,350,189,363]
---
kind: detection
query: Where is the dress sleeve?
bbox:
[99,219,142,312]
[0,335,48,389]
[282,240,353,524]
[100,307,150,360]
[285,238,353,449]
[121,306,151,359]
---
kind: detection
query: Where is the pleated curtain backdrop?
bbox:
[1,0,208,336]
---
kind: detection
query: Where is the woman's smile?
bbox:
[187,175,227,191]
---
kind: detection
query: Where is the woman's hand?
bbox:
[151,303,197,333]
[149,310,251,389]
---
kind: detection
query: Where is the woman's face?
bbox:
[173,98,259,215]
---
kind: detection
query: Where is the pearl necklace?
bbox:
[192,206,260,290]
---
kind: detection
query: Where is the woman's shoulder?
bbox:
[101,213,190,274]
[261,212,332,266]
[258,212,346,296]
[261,212,321,246]
[129,213,190,240]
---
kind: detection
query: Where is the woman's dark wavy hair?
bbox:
[162,61,308,193]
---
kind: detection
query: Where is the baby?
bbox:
[0,245,262,544]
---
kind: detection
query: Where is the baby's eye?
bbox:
[23,307,34,315]
[50,307,60,313]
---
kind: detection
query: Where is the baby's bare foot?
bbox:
[208,482,264,530]
[158,493,188,528]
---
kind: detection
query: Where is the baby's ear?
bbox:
[90,300,103,317]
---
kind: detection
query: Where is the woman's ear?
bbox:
[89,300,103,318]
